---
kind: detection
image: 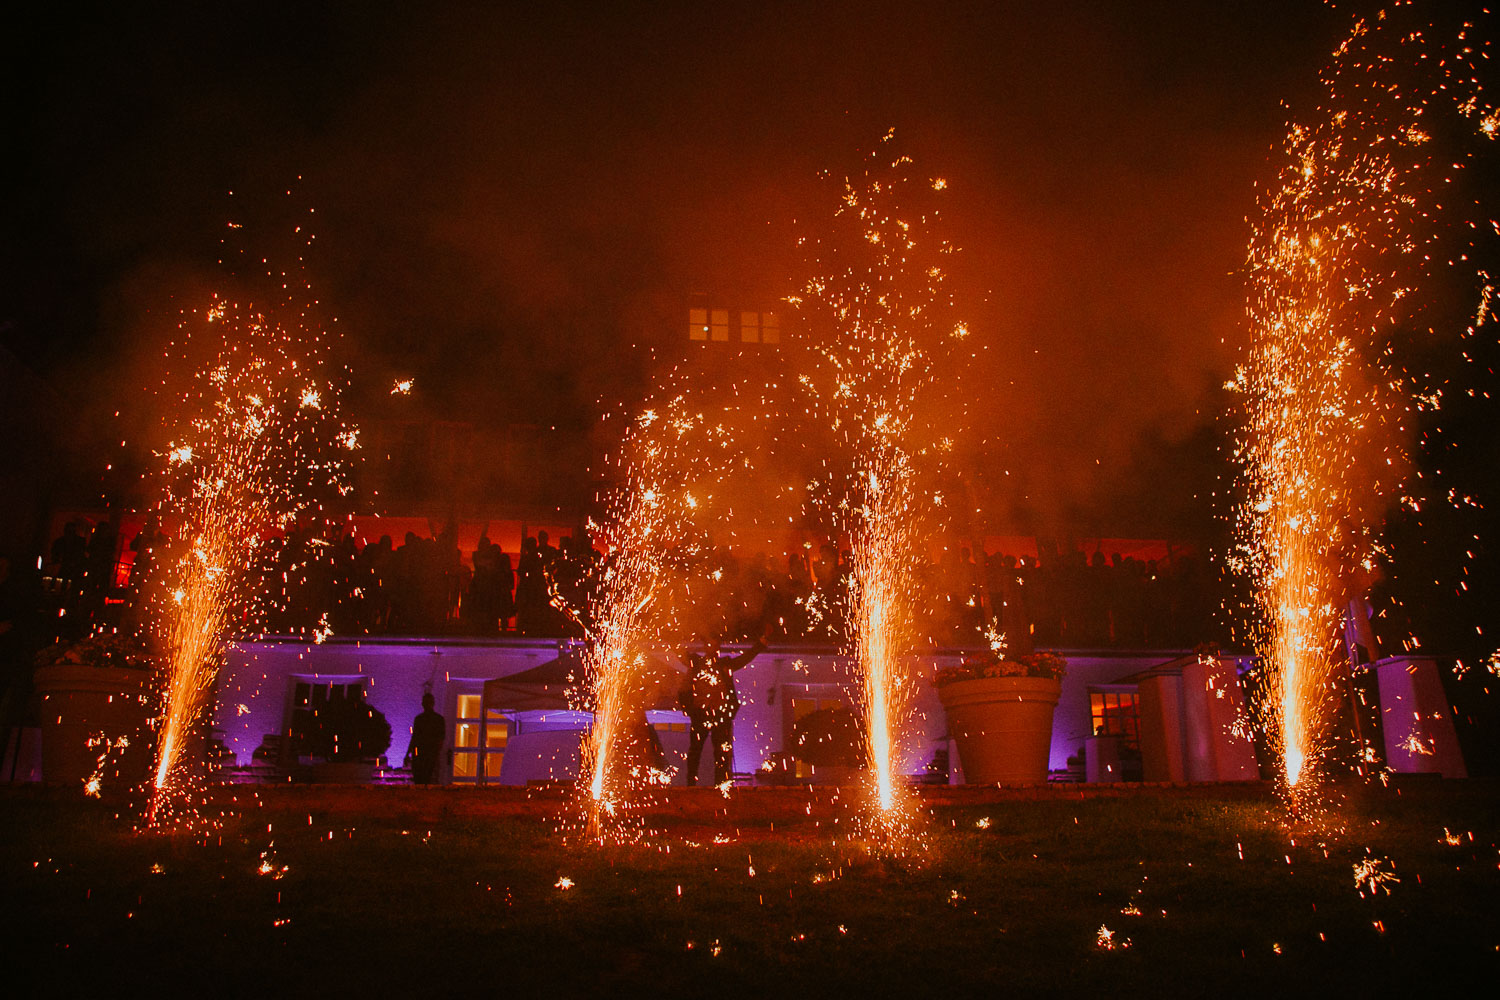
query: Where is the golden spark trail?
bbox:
[792,132,973,842]
[579,480,664,836]
[144,243,355,829]
[849,451,920,816]
[1233,7,1495,810]
[568,396,743,842]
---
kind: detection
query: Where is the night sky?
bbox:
[0,1,1373,522]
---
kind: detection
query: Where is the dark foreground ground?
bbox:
[1,779,1496,998]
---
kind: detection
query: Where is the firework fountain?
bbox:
[569,398,750,841]
[1232,7,1495,809]
[143,229,355,828]
[847,451,921,814]
[576,463,671,839]
[793,133,971,837]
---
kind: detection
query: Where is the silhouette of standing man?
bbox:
[680,632,767,786]
[406,691,446,785]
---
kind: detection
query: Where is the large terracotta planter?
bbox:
[34,664,153,789]
[939,676,1060,785]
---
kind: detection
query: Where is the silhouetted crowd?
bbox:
[0,519,132,652]
[266,524,597,637]
[946,547,1216,649]
[269,530,1216,650]
[643,542,1217,650]
[10,519,1216,651]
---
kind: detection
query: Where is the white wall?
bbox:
[215,639,1200,782]
[216,637,567,766]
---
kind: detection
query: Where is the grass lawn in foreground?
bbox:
[1,780,1496,997]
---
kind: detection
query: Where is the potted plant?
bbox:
[936,648,1066,785]
[292,693,391,783]
[33,632,156,789]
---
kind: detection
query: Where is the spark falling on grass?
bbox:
[1231,7,1496,811]
[143,217,355,829]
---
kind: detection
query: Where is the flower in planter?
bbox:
[935,649,1067,686]
[35,632,155,672]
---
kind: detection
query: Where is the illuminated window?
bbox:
[1089,691,1140,745]
[689,305,779,346]
[762,312,780,344]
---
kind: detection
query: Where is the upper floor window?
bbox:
[689,307,780,345]
[741,311,759,342]
[762,312,780,344]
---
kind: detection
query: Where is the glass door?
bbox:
[478,707,508,784]
[451,693,509,784]
[452,694,482,782]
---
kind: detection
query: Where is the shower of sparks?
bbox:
[849,451,921,819]
[791,131,975,845]
[1230,7,1496,812]
[142,217,356,830]
[559,388,757,843]
[576,466,670,840]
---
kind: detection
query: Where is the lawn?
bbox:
[2,779,1496,997]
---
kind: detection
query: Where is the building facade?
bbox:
[215,637,1264,786]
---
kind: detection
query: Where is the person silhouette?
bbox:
[679,630,767,787]
[406,691,446,785]
[515,537,544,634]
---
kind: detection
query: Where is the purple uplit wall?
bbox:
[217,637,567,771]
[215,638,1230,783]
